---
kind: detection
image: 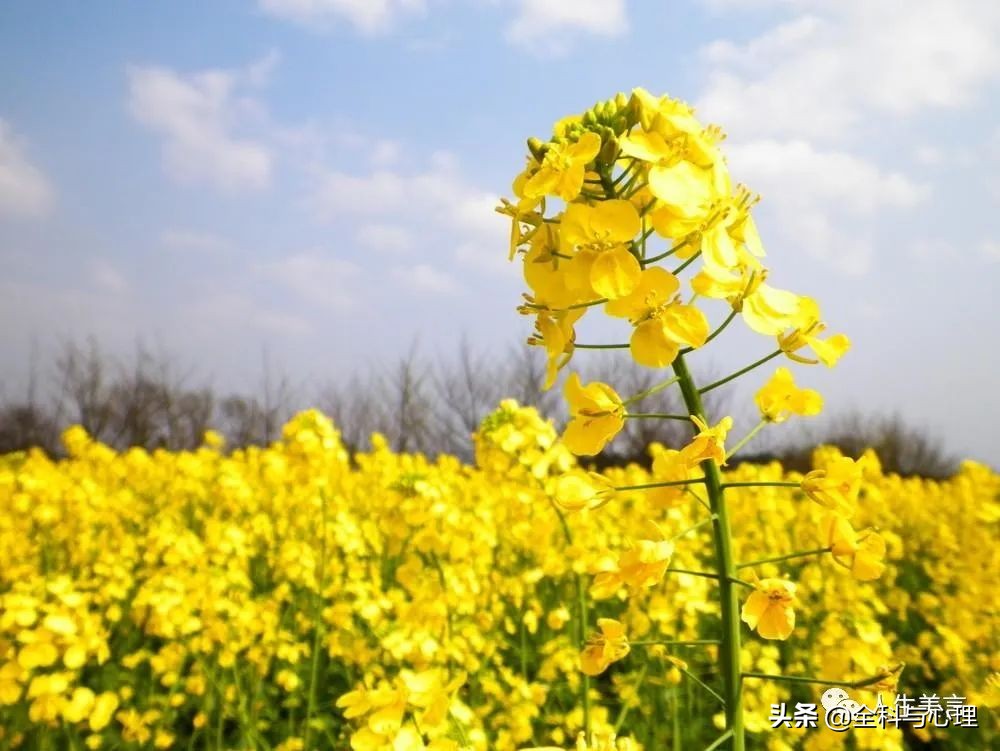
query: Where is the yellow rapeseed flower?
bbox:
[755,368,823,423]
[741,579,797,641]
[562,374,626,456]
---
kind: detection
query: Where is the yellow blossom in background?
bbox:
[802,456,863,517]
[590,538,674,599]
[580,619,630,676]
[741,579,797,640]
[562,374,626,456]
[681,416,732,467]
[551,470,614,512]
[755,368,823,423]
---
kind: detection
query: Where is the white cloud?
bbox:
[310,153,509,272]
[258,0,426,34]
[979,240,1000,263]
[356,224,412,254]
[182,291,313,337]
[727,139,929,274]
[729,140,928,213]
[160,228,233,254]
[391,263,458,294]
[370,139,401,166]
[506,0,628,53]
[0,119,54,218]
[697,1,1000,142]
[255,251,360,308]
[914,145,944,166]
[127,55,276,192]
[90,260,129,294]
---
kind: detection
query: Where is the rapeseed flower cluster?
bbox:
[0,410,994,749]
[498,90,997,749]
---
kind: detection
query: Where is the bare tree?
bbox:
[382,345,433,454]
[432,337,505,459]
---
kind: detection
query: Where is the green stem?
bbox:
[625,412,691,421]
[631,639,721,646]
[577,570,592,738]
[741,668,900,688]
[704,730,734,751]
[672,250,702,275]
[672,354,744,750]
[726,420,768,460]
[722,481,800,489]
[303,488,330,749]
[699,350,782,395]
[665,567,722,580]
[614,478,706,492]
[613,662,648,733]
[678,665,726,707]
[547,496,591,737]
[623,375,680,406]
[642,239,690,266]
[737,547,832,570]
[670,515,717,541]
[682,308,738,355]
[573,343,629,349]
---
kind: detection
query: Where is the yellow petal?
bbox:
[589,246,641,300]
[648,161,712,218]
[630,320,680,369]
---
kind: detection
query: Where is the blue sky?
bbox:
[1,1,998,463]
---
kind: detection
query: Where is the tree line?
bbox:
[0,338,956,478]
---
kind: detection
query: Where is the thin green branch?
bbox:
[678,665,726,707]
[671,515,717,541]
[573,343,629,350]
[722,481,800,489]
[726,420,768,460]
[665,567,721,580]
[672,250,702,275]
[546,495,591,736]
[682,308,739,355]
[742,667,902,689]
[631,639,721,647]
[699,350,782,395]
[623,375,680,406]
[614,478,707,492]
[613,662,647,734]
[737,547,832,570]
[642,239,690,266]
[704,730,734,751]
[624,412,692,421]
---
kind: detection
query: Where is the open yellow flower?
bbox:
[523,225,595,309]
[741,579,797,640]
[647,446,695,507]
[590,538,675,599]
[523,132,602,201]
[779,297,850,366]
[605,267,709,368]
[580,618,630,676]
[551,470,615,512]
[821,514,886,581]
[802,457,862,518]
[562,374,626,456]
[755,368,823,423]
[680,415,733,467]
[527,308,585,390]
[561,200,642,300]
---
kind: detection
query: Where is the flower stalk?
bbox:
[673,354,745,750]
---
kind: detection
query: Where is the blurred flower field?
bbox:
[0,406,996,750]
